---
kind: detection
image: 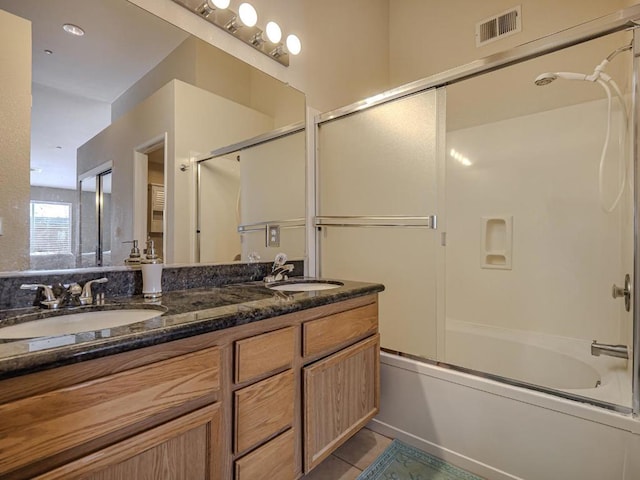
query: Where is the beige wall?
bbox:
[111,36,194,122]
[389,0,629,88]
[130,0,634,113]
[129,0,390,113]
[113,35,304,128]
[0,10,31,271]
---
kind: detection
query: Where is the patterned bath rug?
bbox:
[356,439,484,480]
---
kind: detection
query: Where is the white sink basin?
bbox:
[0,309,164,339]
[267,281,343,292]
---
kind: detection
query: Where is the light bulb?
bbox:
[238,3,257,27]
[211,0,230,7]
[286,34,301,55]
[265,21,282,43]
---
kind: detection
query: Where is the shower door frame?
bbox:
[314,4,640,415]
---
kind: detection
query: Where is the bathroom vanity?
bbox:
[0,278,383,479]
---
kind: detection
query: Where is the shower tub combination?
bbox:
[367,322,634,479]
[313,5,640,480]
[370,351,640,480]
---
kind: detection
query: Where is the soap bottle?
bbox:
[141,238,163,299]
[123,240,142,265]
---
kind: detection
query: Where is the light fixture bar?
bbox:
[171,0,291,67]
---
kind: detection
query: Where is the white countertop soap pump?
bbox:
[141,238,163,299]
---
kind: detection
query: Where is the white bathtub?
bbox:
[444,320,630,406]
[369,351,640,480]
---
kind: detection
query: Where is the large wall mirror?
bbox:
[0,0,305,273]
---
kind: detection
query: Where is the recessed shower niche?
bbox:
[481,216,512,269]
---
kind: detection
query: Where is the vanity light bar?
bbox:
[170,0,295,67]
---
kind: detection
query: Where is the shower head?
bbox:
[534,71,589,86]
[534,73,558,86]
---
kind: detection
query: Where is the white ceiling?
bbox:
[0,0,189,189]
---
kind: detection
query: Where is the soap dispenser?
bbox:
[123,240,142,265]
[141,238,163,299]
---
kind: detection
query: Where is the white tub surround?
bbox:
[369,353,640,480]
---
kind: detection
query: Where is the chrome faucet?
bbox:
[264,253,294,283]
[20,277,108,309]
[20,283,61,308]
[591,340,628,359]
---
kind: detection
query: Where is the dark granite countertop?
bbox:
[0,278,384,380]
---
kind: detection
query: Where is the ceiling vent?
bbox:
[476,6,521,47]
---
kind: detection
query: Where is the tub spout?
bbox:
[591,340,628,359]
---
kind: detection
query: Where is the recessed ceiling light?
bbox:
[62,23,85,36]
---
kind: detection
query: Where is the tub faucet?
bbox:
[591,340,628,359]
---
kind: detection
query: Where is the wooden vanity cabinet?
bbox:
[232,326,298,480]
[301,300,381,473]
[0,343,223,480]
[0,293,380,480]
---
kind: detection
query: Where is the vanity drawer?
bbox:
[235,428,296,480]
[302,301,378,358]
[234,369,294,454]
[234,326,295,384]
[0,347,220,476]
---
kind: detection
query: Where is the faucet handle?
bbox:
[80,277,108,304]
[20,283,56,301]
[273,253,288,269]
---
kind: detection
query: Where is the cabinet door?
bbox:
[0,347,220,477]
[303,335,380,472]
[36,404,221,480]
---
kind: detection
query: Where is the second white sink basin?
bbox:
[0,309,164,339]
[267,281,343,292]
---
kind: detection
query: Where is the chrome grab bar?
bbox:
[314,215,437,229]
[237,218,305,233]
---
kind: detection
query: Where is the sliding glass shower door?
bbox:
[316,27,634,410]
[443,30,633,409]
[316,89,443,360]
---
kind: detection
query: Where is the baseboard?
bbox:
[366,418,524,480]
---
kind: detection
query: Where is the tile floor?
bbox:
[301,428,393,480]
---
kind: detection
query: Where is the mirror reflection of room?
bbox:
[198,126,306,264]
[0,0,305,273]
[147,147,165,261]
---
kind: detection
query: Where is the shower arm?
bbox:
[605,42,632,62]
